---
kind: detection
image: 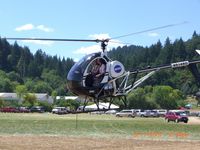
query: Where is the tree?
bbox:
[7,71,23,84]
[127,85,185,109]
[0,38,11,71]
[0,78,13,92]
[22,93,37,107]
[33,81,52,94]
[192,31,198,38]
[0,99,5,108]
[195,91,200,107]
[15,85,28,103]
[56,58,64,77]
[56,99,80,111]
[156,37,173,64]
[41,69,64,89]
[24,79,35,92]
[27,61,41,77]
[148,41,162,65]
[152,86,184,109]
[34,49,45,66]
[127,88,158,109]
[0,70,7,78]
[51,90,57,103]
[10,42,21,70]
[17,52,26,78]
[37,101,53,112]
[0,70,13,92]
[172,38,186,61]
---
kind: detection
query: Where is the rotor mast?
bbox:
[100,39,109,54]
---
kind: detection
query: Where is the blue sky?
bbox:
[0,0,200,61]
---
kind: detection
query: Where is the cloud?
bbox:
[15,24,34,31]
[22,40,54,46]
[73,58,80,62]
[15,24,54,32]
[36,25,54,32]
[74,45,101,54]
[89,33,110,39]
[73,33,124,55]
[148,32,159,37]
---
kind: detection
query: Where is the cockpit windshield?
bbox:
[76,53,95,67]
[67,53,101,81]
[75,53,97,73]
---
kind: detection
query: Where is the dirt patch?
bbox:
[188,117,200,125]
[0,135,200,150]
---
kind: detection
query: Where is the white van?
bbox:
[52,107,68,114]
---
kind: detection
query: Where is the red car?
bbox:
[165,111,188,123]
[0,107,19,113]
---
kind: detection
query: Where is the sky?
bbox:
[0,0,200,61]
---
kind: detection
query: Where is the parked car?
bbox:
[133,109,145,117]
[105,110,118,114]
[165,111,188,123]
[52,107,68,114]
[153,109,167,117]
[185,104,192,109]
[198,112,200,117]
[141,110,159,117]
[90,111,104,115]
[30,106,45,113]
[189,111,199,116]
[18,107,30,113]
[116,110,135,118]
[0,107,19,113]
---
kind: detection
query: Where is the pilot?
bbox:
[91,59,100,76]
[92,58,106,86]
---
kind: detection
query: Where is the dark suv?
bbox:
[30,106,45,113]
[165,111,188,123]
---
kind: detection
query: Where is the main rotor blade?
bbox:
[5,37,102,43]
[111,21,188,40]
[5,21,188,44]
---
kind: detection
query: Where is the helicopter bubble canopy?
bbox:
[67,52,111,97]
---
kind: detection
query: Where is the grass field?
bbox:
[0,113,200,141]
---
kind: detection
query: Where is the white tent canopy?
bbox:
[84,102,119,111]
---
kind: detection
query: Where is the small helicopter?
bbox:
[5,22,200,111]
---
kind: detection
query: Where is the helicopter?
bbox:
[5,22,200,111]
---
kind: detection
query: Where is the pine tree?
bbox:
[17,52,26,78]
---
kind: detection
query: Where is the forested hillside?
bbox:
[0,38,74,95]
[1,31,200,96]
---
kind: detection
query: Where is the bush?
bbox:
[0,99,5,108]
[22,93,37,107]
[37,101,53,112]
[56,99,80,111]
[127,85,185,109]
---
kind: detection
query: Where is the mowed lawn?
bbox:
[0,113,200,140]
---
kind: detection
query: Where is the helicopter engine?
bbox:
[109,61,125,78]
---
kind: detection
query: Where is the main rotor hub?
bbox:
[101,39,109,52]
